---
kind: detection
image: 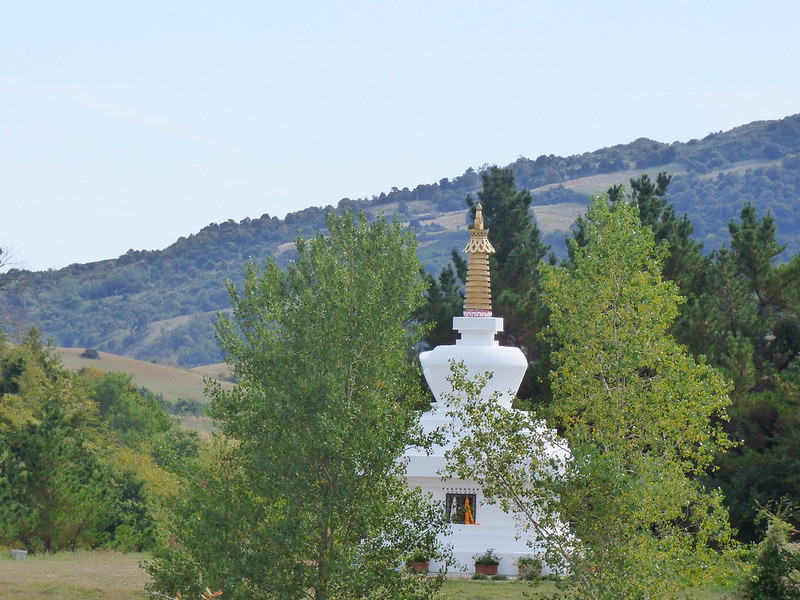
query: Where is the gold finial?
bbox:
[463,204,495,317]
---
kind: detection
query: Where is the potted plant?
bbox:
[514,556,542,579]
[406,550,430,574]
[473,548,500,576]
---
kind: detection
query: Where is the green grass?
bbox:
[439,578,730,600]
[441,578,558,599]
[0,551,732,600]
[0,550,151,600]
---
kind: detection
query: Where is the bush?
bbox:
[473,548,500,566]
[406,550,430,564]
[735,517,800,600]
[491,574,508,581]
[520,569,540,581]
[515,555,542,580]
[471,573,488,580]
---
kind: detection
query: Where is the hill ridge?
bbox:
[4,113,800,367]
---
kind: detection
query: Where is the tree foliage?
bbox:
[446,195,739,600]
[466,167,550,351]
[735,517,800,600]
[147,211,447,600]
[416,249,466,349]
[691,203,800,542]
[542,195,738,598]
[0,331,199,553]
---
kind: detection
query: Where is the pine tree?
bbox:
[466,166,550,401]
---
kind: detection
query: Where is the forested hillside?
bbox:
[2,113,799,367]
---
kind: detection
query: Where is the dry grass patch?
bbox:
[440,578,557,599]
[439,579,728,600]
[419,211,469,231]
[532,165,685,197]
[533,203,587,233]
[0,551,150,600]
[190,362,233,380]
[58,348,233,404]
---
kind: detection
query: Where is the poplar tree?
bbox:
[541,195,738,599]
[147,211,446,600]
[446,195,740,600]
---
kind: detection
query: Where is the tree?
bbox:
[446,195,739,600]
[604,173,706,294]
[466,167,550,348]
[0,332,176,553]
[694,205,800,542]
[728,202,790,314]
[543,195,738,598]
[0,246,28,300]
[416,249,466,349]
[466,166,551,401]
[415,167,550,401]
[734,516,800,600]
[0,405,120,553]
[147,211,447,600]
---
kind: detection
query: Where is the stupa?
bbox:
[404,204,537,575]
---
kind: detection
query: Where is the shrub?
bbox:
[491,574,508,581]
[473,548,500,566]
[406,550,430,564]
[515,555,542,580]
[471,573,488,580]
[521,569,540,581]
[735,517,800,600]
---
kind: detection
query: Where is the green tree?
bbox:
[466,166,551,401]
[416,249,466,349]
[604,172,706,294]
[543,196,738,598]
[147,211,446,600]
[466,166,550,348]
[735,517,800,600]
[0,405,120,553]
[728,202,795,315]
[446,195,740,600]
[0,335,118,553]
[0,333,193,553]
[0,247,29,333]
[695,204,800,542]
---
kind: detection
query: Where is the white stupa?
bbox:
[405,204,540,576]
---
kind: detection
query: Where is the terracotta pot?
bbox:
[408,561,429,574]
[474,563,498,575]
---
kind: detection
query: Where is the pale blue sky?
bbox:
[2,1,799,271]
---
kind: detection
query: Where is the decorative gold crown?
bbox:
[463,204,495,317]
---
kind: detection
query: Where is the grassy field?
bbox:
[58,347,233,404]
[0,551,731,600]
[0,551,151,600]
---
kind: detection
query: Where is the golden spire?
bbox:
[463,203,495,317]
